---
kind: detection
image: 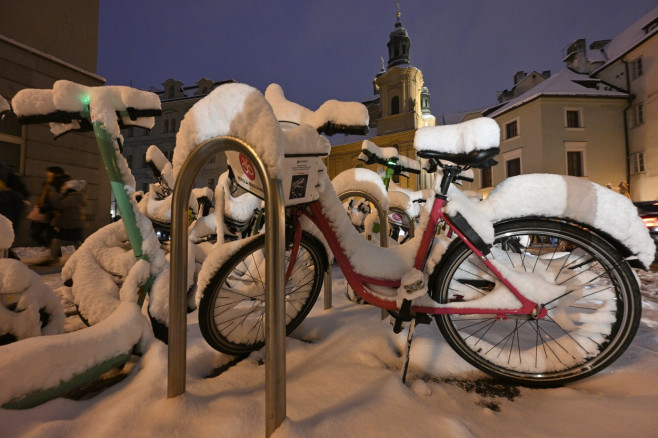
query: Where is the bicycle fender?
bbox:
[475,174,655,269]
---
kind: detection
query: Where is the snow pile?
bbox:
[0,259,64,341]
[0,214,14,250]
[0,301,150,407]
[331,167,389,212]
[414,117,500,154]
[173,83,285,180]
[146,145,175,189]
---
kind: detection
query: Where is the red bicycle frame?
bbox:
[294,196,546,318]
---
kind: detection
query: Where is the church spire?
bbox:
[387,2,411,68]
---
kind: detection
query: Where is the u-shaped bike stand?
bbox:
[167,136,286,437]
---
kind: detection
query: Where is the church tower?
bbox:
[374,7,435,136]
[326,6,435,192]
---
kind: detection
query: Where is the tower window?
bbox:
[391,96,400,115]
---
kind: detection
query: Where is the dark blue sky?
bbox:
[98,1,657,116]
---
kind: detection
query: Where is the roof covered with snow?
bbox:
[486,67,628,117]
[593,6,658,73]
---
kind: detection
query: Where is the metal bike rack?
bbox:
[167,136,286,437]
[326,190,388,309]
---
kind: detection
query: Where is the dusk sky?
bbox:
[97,1,657,117]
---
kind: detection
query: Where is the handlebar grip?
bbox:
[317,122,369,136]
[17,110,83,126]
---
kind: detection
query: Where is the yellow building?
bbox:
[327,10,435,191]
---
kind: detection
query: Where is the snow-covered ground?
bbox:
[1,257,657,437]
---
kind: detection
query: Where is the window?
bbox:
[0,109,24,172]
[504,120,518,139]
[565,109,582,128]
[126,155,133,168]
[631,57,643,80]
[567,151,584,176]
[207,178,215,190]
[630,152,645,175]
[631,103,644,127]
[481,167,492,188]
[506,158,521,177]
[391,96,400,115]
[142,183,149,193]
[209,155,216,164]
[565,142,586,177]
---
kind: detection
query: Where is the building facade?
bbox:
[592,8,658,201]
[330,7,658,204]
[0,0,108,246]
[119,78,234,215]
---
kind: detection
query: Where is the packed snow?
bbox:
[0,258,657,437]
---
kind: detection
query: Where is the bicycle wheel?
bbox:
[432,218,642,387]
[198,231,325,355]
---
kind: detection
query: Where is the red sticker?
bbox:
[239,153,256,181]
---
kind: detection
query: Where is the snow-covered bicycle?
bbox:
[182,82,655,386]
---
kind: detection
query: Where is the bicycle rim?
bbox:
[433,218,641,386]
[199,232,324,355]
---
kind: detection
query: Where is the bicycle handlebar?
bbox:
[12,80,162,138]
[265,83,369,137]
[358,140,421,176]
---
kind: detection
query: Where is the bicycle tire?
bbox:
[431,218,642,387]
[198,231,325,355]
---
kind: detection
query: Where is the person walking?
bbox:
[41,178,87,265]
[28,166,69,247]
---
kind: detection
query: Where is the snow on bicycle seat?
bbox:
[12,80,161,139]
[414,117,500,168]
[264,83,369,139]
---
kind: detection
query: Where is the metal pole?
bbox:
[263,167,285,437]
[323,268,332,310]
[338,189,389,248]
[168,137,286,438]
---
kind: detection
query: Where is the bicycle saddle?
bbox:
[414,118,500,168]
[264,83,369,136]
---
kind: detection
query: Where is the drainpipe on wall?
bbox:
[621,58,633,195]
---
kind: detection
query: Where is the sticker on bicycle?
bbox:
[281,157,320,205]
[239,153,256,181]
[226,150,264,199]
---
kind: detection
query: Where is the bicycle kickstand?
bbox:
[400,316,416,384]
